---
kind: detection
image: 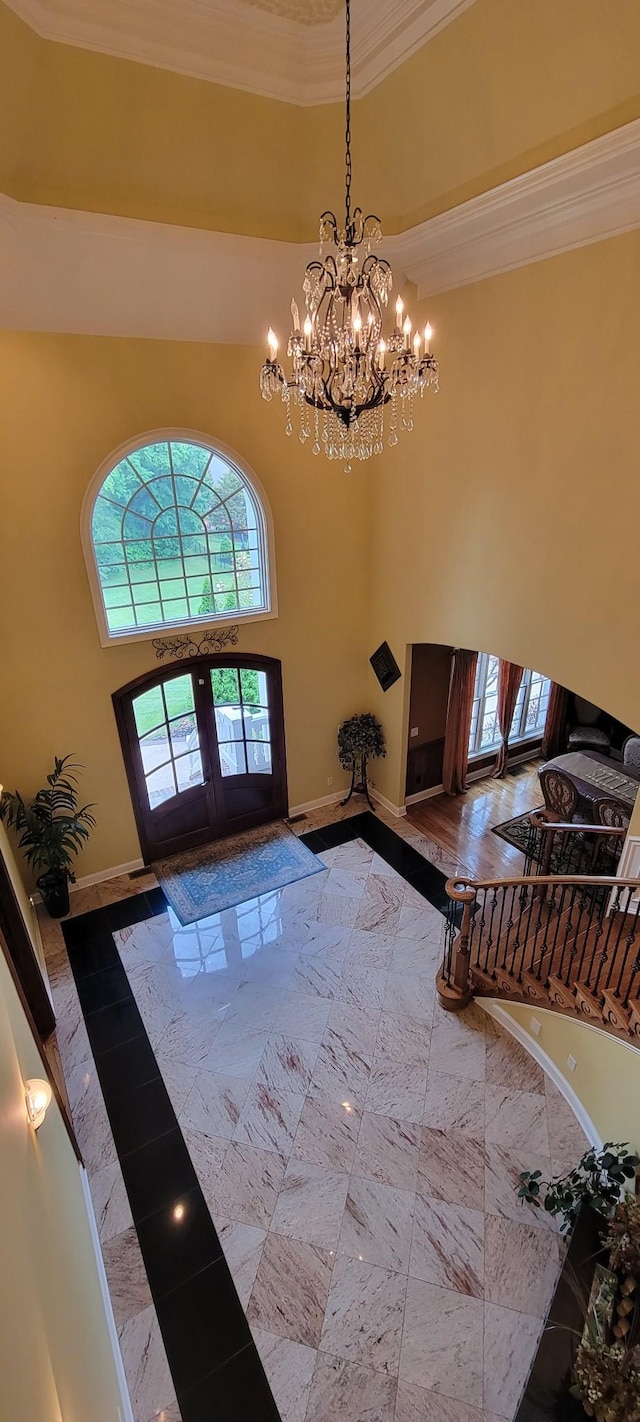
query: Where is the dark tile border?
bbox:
[61,812,451,1421]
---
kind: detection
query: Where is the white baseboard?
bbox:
[477,1000,602,1149]
[79,1166,134,1422]
[405,783,445,806]
[370,788,407,819]
[287,791,344,818]
[32,858,148,904]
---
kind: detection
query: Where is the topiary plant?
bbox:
[338,713,386,810]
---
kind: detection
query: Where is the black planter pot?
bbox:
[37,874,70,919]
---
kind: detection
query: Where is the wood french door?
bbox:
[113,655,288,862]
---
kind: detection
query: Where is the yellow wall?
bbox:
[368,228,640,808]
[0,822,47,979]
[492,1003,640,1151]
[0,333,369,878]
[0,949,125,1420]
[2,0,640,237]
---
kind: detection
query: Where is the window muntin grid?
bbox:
[132,673,204,809]
[211,667,272,778]
[468,654,551,756]
[91,439,269,637]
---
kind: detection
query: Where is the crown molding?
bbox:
[3,0,477,104]
[391,117,640,297]
[1,120,639,342]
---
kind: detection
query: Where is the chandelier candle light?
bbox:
[259,0,438,467]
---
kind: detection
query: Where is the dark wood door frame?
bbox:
[0,853,55,1040]
[113,653,289,863]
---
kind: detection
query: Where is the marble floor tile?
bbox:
[66,1059,118,1174]
[205,1022,270,1078]
[273,991,332,1042]
[382,970,435,1023]
[156,1009,223,1067]
[354,876,403,935]
[339,1176,414,1273]
[102,1226,153,1327]
[222,981,286,1032]
[247,1233,333,1348]
[314,891,360,929]
[89,1160,133,1244]
[326,865,368,899]
[212,1140,287,1227]
[374,1010,430,1068]
[255,1033,320,1096]
[484,1144,558,1234]
[180,1128,228,1204]
[216,1217,266,1308]
[251,1328,317,1422]
[418,1127,485,1211]
[545,1080,589,1159]
[117,1303,175,1422]
[352,1113,420,1191]
[429,1001,486,1081]
[145,1403,182,1422]
[484,1086,550,1156]
[320,1254,406,1376]
[293,1096,362,1171]
[309,1004,379,1107]
[409,1196,484,1298]
[391,934,444,979]
[233,1081,306,1155]
[305,1352,397,1422]
[299,924,352,962]
[179,1069,250,1141]
[334,960,389,1013]
[157,1057,198,1116]
[395,1380,484,1422]
[423,1070,485,1141]
[293,953,344,1000]
[483,1302,543,1417]
[484,1214,561,1317]
[484,1017,545,1094]
[400,1279,484,1407]
[364,1058,429,1124]
[345,928,397,970]
[126,964,183,1046]
[271,1158,349,1249]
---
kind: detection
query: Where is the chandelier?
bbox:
[260,0,438,467]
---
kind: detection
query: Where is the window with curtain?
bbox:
[468,653,551,756]
[87,437,271,639]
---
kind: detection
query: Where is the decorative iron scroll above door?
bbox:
[152,625,239,660]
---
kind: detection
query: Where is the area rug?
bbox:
[153,821,326,925]
[492,807,620,875]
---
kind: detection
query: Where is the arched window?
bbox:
[83,434,274,642]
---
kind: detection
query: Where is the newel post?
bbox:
[437,890,475,1012]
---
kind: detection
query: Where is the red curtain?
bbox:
[541,682,569,760]
[494,660,524,777]
[443,649,478,795]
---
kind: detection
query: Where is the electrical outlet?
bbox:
[530,1016,542,1037]
[567,1054,577,1073]
[327,776,333,786]
[410,726,419,738]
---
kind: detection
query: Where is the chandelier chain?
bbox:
[345,0,351,234]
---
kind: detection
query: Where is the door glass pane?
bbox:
[219,742,247,777]
[145,763,177,807]
[169,710,198,756]
[139,725,171,775]
[215,706,243,742]
[247,740,272,774]
[175,751,203,792]
[244,709,270,741]
[211,668,240,705]
[240,668,267,709]
[133,684,165,736]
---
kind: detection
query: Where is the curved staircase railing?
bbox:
[437,852,640,1041]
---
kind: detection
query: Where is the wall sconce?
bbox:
[25,1078,52,1130]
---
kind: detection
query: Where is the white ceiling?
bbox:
[3,0,478,104]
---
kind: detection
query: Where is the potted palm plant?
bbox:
[0,756,96,917]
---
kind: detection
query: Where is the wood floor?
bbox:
[407,759,544,880]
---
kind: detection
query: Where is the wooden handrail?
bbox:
[445,873,640,901]
[528,810,626,837]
